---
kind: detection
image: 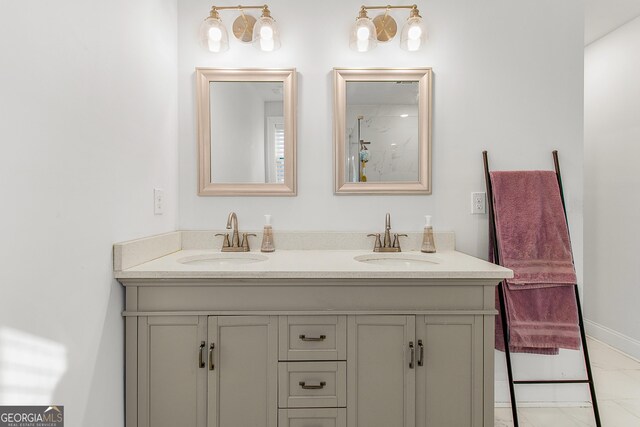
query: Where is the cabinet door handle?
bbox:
[209,343,215,371]
[198,341,206,368]
[409,341,415,369]
[417,340,424,367]
[299,334,326,342]
[299,381,326,390]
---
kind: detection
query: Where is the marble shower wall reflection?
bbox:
[346,104,419,182]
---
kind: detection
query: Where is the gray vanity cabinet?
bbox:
[134,313,489,427]
[136,315,277,427]
[123,277,501,427]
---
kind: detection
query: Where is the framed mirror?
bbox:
[333,68,432,194]
[196,68,297,196]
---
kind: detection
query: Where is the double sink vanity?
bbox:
[116,66,512,427]
[114,223,512,427]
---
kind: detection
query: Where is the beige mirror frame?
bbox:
[196,68,297,196]
[333,68,432,194]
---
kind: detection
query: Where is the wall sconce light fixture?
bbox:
[350,4,427,52]
[200,4,281,53]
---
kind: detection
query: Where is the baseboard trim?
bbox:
[585,319,640,362]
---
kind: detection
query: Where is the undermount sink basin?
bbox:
[354,253,441,267]
[178,253,268,266]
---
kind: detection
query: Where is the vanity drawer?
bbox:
[278,361,346,408]
[278,408,346,427]
[279,316,346,361]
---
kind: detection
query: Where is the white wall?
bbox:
[0,1,178,426]
[584,16,640,358]
[178,0,585,404]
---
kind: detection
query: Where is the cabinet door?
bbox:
[347,315,415,427]
[416,315,483,427]
[208,316,278,427]
[138,316,207,427]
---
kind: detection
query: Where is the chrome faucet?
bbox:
[368,213,407,252]
[216,212,256,252]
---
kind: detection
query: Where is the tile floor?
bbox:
[495,338,640,426]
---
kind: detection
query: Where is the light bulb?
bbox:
[260,38,274,52]
[399,13,425,52]
[407,38,421,51]
[260,25,273,40]
[208,27,223,42]
[252,12,281,52]
[356,25,370,41]
[208,40,222,52]
[199,12,228,53]
[350,12,377,52]
[408,25,422,40]
[400,114,409,118]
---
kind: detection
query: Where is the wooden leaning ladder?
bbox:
[482,150,601,427]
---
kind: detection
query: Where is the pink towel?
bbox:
[490,171,580,354]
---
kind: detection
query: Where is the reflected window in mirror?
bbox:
[197,68,296,196]
[333,68,432,194]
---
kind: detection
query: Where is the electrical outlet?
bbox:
[154,188,164,215]
[471,192,486,214]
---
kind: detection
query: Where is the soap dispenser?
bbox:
[421,215,436,253]
[260,214,275,253]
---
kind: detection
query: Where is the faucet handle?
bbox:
[215,233,230,248]
[367,233,382,250]
[241,233,257,251]
[393,233,408,250]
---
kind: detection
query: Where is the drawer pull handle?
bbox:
[198,341,206,368]
[418,340,424,367]
[299,381,326,390]
[209,343,215,371]
[409,341,415,369]
[299,334,326,342]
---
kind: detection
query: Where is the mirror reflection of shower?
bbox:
[345,81,420,183]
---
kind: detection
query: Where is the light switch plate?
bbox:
[471,192,486,214]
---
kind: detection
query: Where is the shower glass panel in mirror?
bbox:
[196,68,297,196]
[210,81,285,184]
[346,81,419,183]
[333,68,432,195]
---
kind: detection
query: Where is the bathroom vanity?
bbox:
[114,231,512,427]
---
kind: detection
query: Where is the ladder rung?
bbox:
[514,379,590,385]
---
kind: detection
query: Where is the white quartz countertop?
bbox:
[114,248,513,280]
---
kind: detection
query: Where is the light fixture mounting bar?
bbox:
[210,4,268,11]
[360,4,418,11]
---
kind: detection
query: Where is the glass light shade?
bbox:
[252,16,281,52]
[399,16,427,52]
[349,17,377,52]
[199,17,229,53]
